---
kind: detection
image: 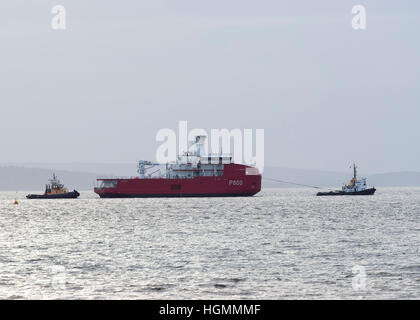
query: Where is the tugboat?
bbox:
[317,164,376,196]
[26,173,80,199]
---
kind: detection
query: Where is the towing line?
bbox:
[263,177,321,189]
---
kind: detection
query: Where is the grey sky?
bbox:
[0,0,419,173]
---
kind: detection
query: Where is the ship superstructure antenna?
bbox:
[353,163,357,180]
[349,163,357,181]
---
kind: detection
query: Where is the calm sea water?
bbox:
[0,188,419,299]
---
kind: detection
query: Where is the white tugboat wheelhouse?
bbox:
[342,164,367,193]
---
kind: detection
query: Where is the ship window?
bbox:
[246,167,260,175]
[171,184,181,190]
[100,180,117,189]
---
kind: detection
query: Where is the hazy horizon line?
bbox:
[1,162,419,176]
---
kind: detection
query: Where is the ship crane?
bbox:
[137,160,161,178]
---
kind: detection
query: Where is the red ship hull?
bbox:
[94,164,261,198]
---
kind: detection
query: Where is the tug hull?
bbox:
[316,188,376,196]
[26,190,80,199]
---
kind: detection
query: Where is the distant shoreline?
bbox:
[1,165,420,191]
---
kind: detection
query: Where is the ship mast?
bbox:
[353,163,357,180]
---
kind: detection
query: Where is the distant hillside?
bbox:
[0,165,419,191]
[1,162,136,176]
[262,167,420,188]
[368,171,420,187]
[0,166,101,191]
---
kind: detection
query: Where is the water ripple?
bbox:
[0,187,419,299]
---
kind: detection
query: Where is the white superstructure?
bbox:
[137,136,233,179]
[342,164,367,193]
